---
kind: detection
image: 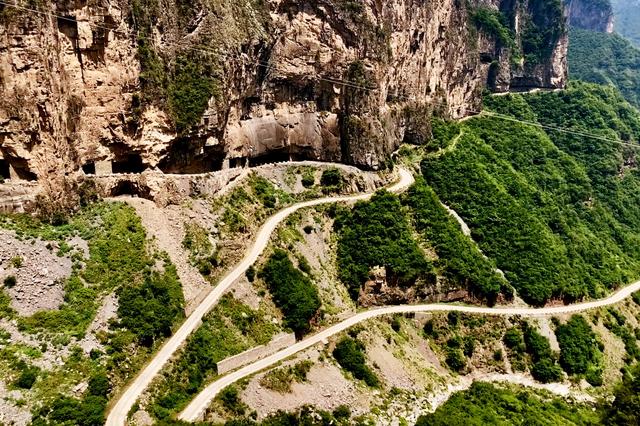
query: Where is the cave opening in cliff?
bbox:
[81,162,96,175]
[249,151,291,167]
[10,162,37,181]
[229,157,248,169]
[0,160,9,180]
[110,181,151,199]
[112,154,146,174]
[158,139,224,174]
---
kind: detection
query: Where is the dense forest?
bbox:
[420,83,640,305]
[568,27,640,107]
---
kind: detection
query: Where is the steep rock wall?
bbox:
[565,0,614,32]
[0,0,568,196]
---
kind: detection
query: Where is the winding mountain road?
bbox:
[179,278,640,422]
[105,168,415,426]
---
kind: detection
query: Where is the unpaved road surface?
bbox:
[105,168,414,426]
[180,279,640,421]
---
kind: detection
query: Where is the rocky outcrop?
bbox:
[0,0,568,198]
[565,0,614,32]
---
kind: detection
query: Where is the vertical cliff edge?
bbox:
[0,0,568,203]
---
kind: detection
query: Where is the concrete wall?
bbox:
[215,332,296,375]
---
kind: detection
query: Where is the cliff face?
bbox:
[566,0,614,32]
[0,0,568,193]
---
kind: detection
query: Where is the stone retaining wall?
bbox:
[215,332,296,375]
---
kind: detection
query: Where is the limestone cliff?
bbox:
[0,0,568,197]
[565,0,614,32]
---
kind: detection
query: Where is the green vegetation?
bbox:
[568,28,640,107]
[422,84,640,305]
[612,0,640,48]
[335,190,432,300]
[555,315,603,385]
[520,0,565,64]
[320,168,345,193]
[168,55,220,135]
[603,308,640,362]
[604,362,640,425]
[116,265,184,347]
[259,360,313,393]
[259,249,320,334]
[332,336,379,387]
[523,323,563,383]
[3,275,16,288]
[471,7,515,48]
[149,295,278,418]
[416,382,600,425]
[405,178,508,302]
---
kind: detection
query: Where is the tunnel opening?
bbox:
[112,154,145,174]
[229,157,248,169]
[249,150,291,167]
[81,162,96,175]
[11,162,37,181]
[158,140,224,174]
[110,180,151,199]
[0,159,10,180]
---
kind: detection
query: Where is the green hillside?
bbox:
[568,27,640,107]
[420,83,640,305]
[611,0,640,47]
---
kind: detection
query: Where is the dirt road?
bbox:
[105,168,415,426]
[179,279,640,421]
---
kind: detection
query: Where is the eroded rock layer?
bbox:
[0,0,567,189]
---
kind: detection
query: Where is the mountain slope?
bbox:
[421,83,640,305]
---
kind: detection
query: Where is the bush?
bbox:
[445,348,466,372]
[301,173,315,188]
[416,382,599,425]
[556,315,602,378]
[320,168,344,191]
[10,256,22,268]
[531,358,563,383]
[333,336,380,387]
[259,249,320,334]
[335,190,432,299]
[14,365,38,389]
[116,265,185,347]
[3,275,16,288]
[218,385,246,415]
[245,265,256,282]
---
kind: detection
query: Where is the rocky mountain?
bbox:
[565,0,614,32]
[0,0,567,203]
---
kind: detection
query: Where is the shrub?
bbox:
[218,385,246,415]
[333,336,380,387]
[10,256,22,268]
[320,168,344,191]
[116,265,185,347]
[14,366,38,389]
[259,249,320,334]
[556,315,602,377]
[335,190,432,299]
[3,275,16,288]
[445,348,466,372]
[301,172,315,188]
[245,265,256,282]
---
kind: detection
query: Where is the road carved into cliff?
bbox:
[105,168,415,426]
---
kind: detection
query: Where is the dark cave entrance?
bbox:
[158,139,224,174]
[11,161,37,181]
[229,157,248,168]
[249,150,291,167]
[110,181,151,199]
[0,160,10,180]
[81,162,96,175]
[112,154,146,174]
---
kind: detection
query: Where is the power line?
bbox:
[0,0,638,149]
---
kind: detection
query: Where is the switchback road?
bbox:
[105,168,415,426]
[179,279,640,421]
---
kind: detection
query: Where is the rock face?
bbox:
[566,0,614,32]
[0,0,568,193]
